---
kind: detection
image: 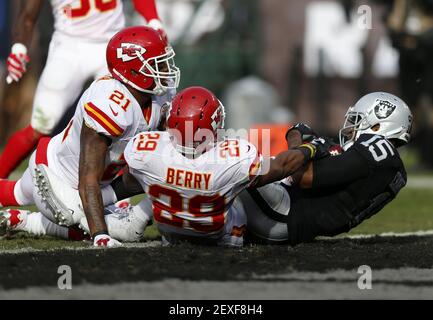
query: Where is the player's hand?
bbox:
[309,137,331,159]
[148,19,168,44]
[296,137,332,163]
[93,233,122,248]
[286,123,318,143]
[6,43,30,84]
[309,137,343,159]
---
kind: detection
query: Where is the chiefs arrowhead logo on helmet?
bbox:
[116,43,147,62]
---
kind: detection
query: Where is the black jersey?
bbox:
[286,133,407,245]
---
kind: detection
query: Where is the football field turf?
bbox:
[1,176,433,299]
[2,179,433,250]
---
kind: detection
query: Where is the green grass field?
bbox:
[2,154,433,250]
[349,186,433,234]
[1,184,432,250]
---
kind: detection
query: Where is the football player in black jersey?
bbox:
[242,92,413,245]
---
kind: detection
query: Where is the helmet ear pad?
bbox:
[371,123,380,132]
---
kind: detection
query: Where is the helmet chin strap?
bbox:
[342,141,354,151]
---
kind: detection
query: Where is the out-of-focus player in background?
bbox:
[0,26,180,247]
[243,92,413,245]
[0,0,166,179]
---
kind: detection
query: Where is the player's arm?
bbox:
[285,123,318,148]
[296,149,370,189]
[110,167,144,201]
[13,0,43,47]
[78,124,111,238]
[254,144,317,188]
[132,0,167,42]
[132,0,164,29]
[6,0,43,83]
[132,0,160,22]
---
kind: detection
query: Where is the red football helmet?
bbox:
[166,86,225,156]
[106,26,180,95]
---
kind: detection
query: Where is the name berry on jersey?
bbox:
[124,131,263,234]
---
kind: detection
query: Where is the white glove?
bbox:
[93,233,122,248]
[6,43,29,84]
[148,19,168,43]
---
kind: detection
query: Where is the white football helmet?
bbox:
[339,92,413,150]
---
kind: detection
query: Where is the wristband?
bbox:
[11,43,28,55]
[296,143,316,162]
[92,230,109,239]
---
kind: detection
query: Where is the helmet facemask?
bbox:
[111,46,180,95]
[339,108,369,150]
[339,94,413,150]
[138,46,180,95]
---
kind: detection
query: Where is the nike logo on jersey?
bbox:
[109,106,119,117]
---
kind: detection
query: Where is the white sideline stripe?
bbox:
[2,230,433,254]
[334,229,433,240]
[0,241,162,255]
[407,177,433,189]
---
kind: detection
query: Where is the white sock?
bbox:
[19,211,69,239]
[101,185,118,206]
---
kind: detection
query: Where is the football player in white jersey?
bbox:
[0,0,166,179]
[113,86,320,246]
[0,26,180,247]
[2,87,320,247]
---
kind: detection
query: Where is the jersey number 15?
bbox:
[361,135,395,162]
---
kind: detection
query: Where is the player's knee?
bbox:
[31,104,64,135]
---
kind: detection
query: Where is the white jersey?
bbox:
[46,76,173,188]
[124,132,263,235]
[51,0,125,41]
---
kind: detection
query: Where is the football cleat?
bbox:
[0,209,27,236]
[34,165,84,226]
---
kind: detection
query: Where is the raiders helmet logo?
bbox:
[374,99,396,119]
[117,43,146,62]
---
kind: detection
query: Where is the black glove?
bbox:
[295,136,343,163]
[310,137,343,159]
[286,123,318,143]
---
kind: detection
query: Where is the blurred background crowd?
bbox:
[1,0,433,169]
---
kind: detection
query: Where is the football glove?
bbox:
[148,19,168,44]
[286,123,318,143]
[93,233,122,248]
[312,136,343,159]
[6,43,30,84]
[295,136,342,163]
